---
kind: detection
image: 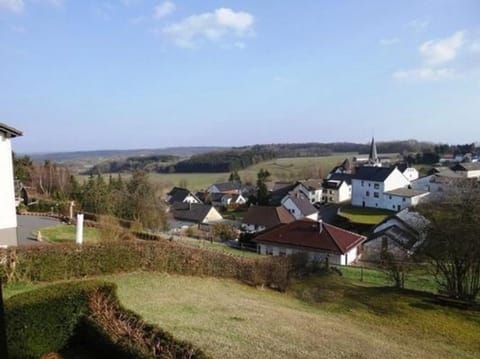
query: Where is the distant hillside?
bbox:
[79,140,435,175]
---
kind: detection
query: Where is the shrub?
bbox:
[5,281,206,359]
[0,241,290,290]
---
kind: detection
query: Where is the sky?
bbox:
[1,0,479,153]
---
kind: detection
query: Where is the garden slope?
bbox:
[110,272,480,359]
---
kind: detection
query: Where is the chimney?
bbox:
[317,219,323,234]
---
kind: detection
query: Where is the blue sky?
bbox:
[1,0,479,153]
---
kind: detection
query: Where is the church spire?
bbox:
[368,137,379,165]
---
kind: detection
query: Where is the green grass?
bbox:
[173,236,260,258]
[35,224,101,244]
[338,205,393,225]
[4,272,479,358]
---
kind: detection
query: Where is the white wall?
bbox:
[203,207,223,223]
[184,194,200,204]
[0,134,17,231]
[402,168,419,181]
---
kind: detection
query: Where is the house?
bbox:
[351,166,427,211]
[0,123,22,247]
[363,209,428,261]
[322,173,352,204]
[396,163,419,181]
[171,202,223,226]
[221,193,247,207]
[207,181,242,194]
[254,219,366,265]
[268,181,296,206]
[241,205,295,233]
[412,170,466,194]
[450,162,480,178]
[293,179,323,203]
[330,158,352,175]
[281,192,318,220]
[166,187,202,205]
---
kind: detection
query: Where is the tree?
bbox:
[228,170,241,182]
[417,181,480,301]
[256,169,271,206]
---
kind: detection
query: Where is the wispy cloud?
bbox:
[153,1,175,19]
[393,67,456,81]
[419,31,465,65]
[161,7,254,48]
[0,0,24,13]
[379,38,399,46]
[405,18,429,32]
[392,30,475,82]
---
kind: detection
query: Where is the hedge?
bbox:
[0,240,290,291]
[4,281,207,359]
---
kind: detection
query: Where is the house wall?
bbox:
[0,133,17,246]
[363,236,410,261]
[281,197,318,220]
[184,194,200,204]
[258,243,360,265]
[402,168,419,181]
[464,170,480,178]
[337,182,352,203]
[203,207,223,223]
[352,168,411,210]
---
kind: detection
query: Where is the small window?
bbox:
[374,183,380,189]
[402,198,406,202]
[368,183,371,187]
[366,191,370,196]
[374,192,379,198]
[389,195,392,200]
[361,181,364,186]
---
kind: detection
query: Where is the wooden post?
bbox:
[0,277,8,359]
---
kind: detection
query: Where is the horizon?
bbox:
[1,0,479,152]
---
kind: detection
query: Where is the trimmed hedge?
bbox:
[5,281,206,359]
[0,240,290,290]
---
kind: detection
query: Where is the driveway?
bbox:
[16,215,60,246]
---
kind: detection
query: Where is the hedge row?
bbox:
[5,281,206,359]
[0,240,290,290]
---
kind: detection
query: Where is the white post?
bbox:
[76,213,84,245]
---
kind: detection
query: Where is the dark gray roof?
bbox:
[352,166,396,182]
[0,123,22,138]
[210,181,242,192]
[167,187,200,205]
[451,162,480,171]
[284,193,317,216]
[385,188,428,198]
[327,173,353,185]
[172,203,217,223]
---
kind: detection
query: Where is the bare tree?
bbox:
[417,180,480,301]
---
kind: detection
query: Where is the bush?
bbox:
[5,281,206,359]
[0,240,290,290]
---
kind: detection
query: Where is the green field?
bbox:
[35,224,101,243]
[338,205,393,225]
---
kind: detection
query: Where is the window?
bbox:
[366,191,370,196]
[389,195,392,200]
[402,198,406,202]
[279,248,287,256]
[374,192,379,198]
[361,181,364,186]
[368,183,371,187]
[374,183,380,189]
[266,246,273,255]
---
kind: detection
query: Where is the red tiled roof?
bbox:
[254,219,366,254]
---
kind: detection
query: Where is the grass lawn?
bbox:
[338,205,393,225]
[35,224,101,244]
[173,236,260,258]
[4,272,479,358]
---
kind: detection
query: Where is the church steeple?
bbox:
[368,137,380,166]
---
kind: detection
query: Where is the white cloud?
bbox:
[393,67,456,81]
[162,8,254,48]
[419,31,465,65]
[470,41,480,53]
[153,1,175,19]
[379,38,399,46]
[0,0,24,13]
[405,19,429,32]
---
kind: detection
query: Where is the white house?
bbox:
[221,193,247,207]
[0,123,22,247]
[451,163,480,178]
[166,187,202,205]
[351,166,426,211]
[293,179,323,203]
[254,219,366,265]
[363,209,428,261]
[171,202,223,226]
[322,173,352,204]
[281,192,318,220]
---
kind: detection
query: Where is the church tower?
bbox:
[367,137,381,167]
